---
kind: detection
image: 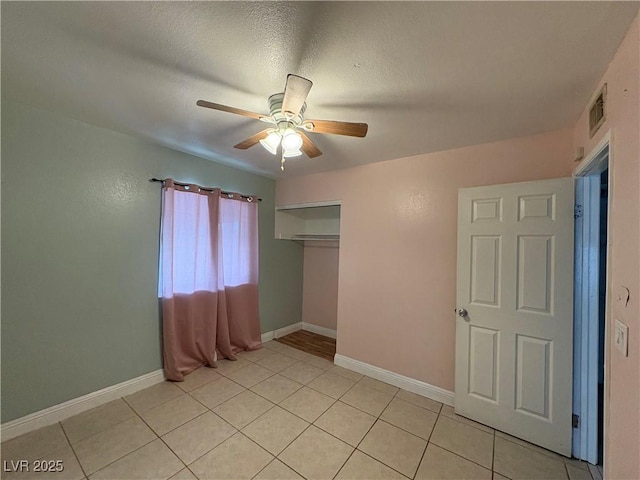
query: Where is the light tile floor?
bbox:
[1,341,594,480]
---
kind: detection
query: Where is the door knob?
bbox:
[457,308,468,318]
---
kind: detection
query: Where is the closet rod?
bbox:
[149,178,262,202]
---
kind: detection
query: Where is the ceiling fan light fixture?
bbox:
[283,148,303,158]
[259,131,281,155]
[281,129,303,151]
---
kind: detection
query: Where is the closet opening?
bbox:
[275,203,341,361]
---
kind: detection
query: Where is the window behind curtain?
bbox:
[219,196,258,287]
[159,189,258,297]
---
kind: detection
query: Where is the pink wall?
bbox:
[302,243,339,331]
[572,15,639,479]
[277,128,574,391]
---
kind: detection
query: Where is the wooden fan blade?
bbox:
[197,100,265,120]
[281,74,313,117]
[299,132,322,158]
[234,130,270,150]
[305,119,368,138]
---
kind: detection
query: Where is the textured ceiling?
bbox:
[2,2,638,178]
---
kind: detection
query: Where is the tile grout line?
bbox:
[330,387,418,480]
[373,418,427,479]
[248,374,311,406]
[266,380,393,478]
[329,389,397,480]
[203,364,338,430]
[121,384,190,419]
[330,446,358,479]
[189,374,253,412]
[271,370,446,450]
[249,458,275,480]
[430,441,498,475]
[57,401,139,446]
[241,419,320,480]
[564,462,571,480]
[302,378,355,401]
[411,399,443,480]
[39,397,188,479]
[153,408,213,462]
[123,396,190,477]
[280,395,339,427]
[137,394,231,480]
[58,421,89,480]
[250,457,301,480]
[80,402,160,478]
[440,406,494,434]
[494,430,584,466]
[64,397,160,477]
[263,414,313,454]
[140,389,268,478]
[258,422,314,479]
[427,412,497,474]
[351,449,412,480]
[243,347,394,420]
[492,428,496,477]
[249,378,305,404]
[170,408,241,468]
[351,394,403,477]
[192,370,301,453]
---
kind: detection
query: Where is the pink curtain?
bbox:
[160,179,261,381]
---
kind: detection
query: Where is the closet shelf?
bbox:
[275,203,341,241]
[290,234,340,242]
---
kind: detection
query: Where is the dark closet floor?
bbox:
[275,330,336,361]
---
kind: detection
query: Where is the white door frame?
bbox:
[572,130,612,464]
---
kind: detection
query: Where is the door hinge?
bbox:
[572,414,580,428]
[574,205,583,219]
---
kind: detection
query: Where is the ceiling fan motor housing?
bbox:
[268,93,306,132]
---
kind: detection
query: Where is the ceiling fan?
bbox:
[197,74,368,171]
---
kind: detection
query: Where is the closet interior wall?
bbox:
[301,241,339,334]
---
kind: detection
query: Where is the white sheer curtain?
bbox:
[160,180,261,381]
[161,189,217,296]
[219,196,259,287]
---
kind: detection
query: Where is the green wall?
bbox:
[1,99,303,422]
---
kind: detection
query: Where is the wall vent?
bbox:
[589,84,606,138]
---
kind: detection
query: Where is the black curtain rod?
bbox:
[149,178,262,202]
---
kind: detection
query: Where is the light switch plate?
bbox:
[614,319,628,357]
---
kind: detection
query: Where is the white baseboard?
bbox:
[261,322,303,343]
[261,331,275,342]
[301,322,337,339]
[1,369,165,442]
[261,322,337,343]
[334,354,455,406]
[275,322,302,338]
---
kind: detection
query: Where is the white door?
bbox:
[455,178,574,456]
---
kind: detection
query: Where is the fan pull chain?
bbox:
[281,153,286,171]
